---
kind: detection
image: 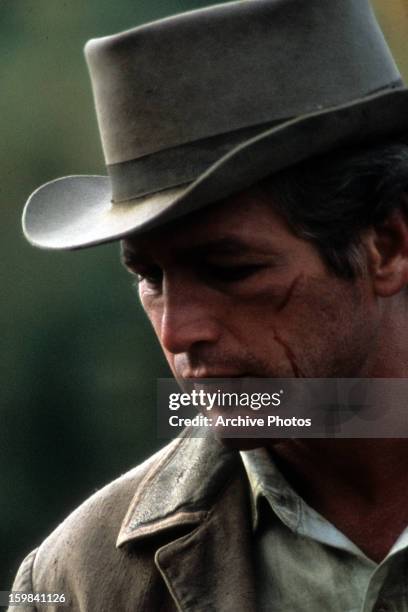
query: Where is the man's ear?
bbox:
[363,199,408,297]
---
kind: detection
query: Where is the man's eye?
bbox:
[204,264,264,282]
[135,266,163,286]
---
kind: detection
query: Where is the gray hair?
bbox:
[259,138,408,278]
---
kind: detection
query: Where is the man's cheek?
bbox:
[240,273,307,316]
[140,298,164,339]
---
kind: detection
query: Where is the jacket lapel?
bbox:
[155,472,256,611]
[117,428,256,610]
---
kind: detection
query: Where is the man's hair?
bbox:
[258,137,408,278]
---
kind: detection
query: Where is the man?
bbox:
[10,0,408,610]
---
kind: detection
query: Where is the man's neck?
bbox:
[270,439,408,563]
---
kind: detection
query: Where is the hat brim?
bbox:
[23,88,408,250]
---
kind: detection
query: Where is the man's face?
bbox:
[122,189,379,380]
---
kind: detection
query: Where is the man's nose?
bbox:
[158,280,222,355]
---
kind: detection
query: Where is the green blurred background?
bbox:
[1,0,407,586]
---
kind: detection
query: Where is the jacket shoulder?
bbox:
[10,438,181,610]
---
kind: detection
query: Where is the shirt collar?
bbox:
[240,447,300,532]
[240,447,370,558]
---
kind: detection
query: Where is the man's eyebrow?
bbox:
[121,236,282,265]
[120,245,144,266]
[175,237,280,258]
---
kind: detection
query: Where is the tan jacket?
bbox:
[10,430,256,611]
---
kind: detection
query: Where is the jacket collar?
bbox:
[116,427,242,546]
[117,428,256,611]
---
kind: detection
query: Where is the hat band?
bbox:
[107,79,405,203]
[107,120,285,202]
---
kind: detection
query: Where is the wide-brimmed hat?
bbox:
[23,0,408,250]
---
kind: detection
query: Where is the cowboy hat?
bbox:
[22,0,408,250]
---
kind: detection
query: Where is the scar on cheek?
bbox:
[277,273,304,312]
[273,330,306,378]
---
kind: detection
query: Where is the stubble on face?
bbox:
[122,188,379,382]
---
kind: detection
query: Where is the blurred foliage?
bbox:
[1,0,407,587]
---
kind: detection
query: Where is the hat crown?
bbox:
[23,0,408,250]
[85,0,401,167]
